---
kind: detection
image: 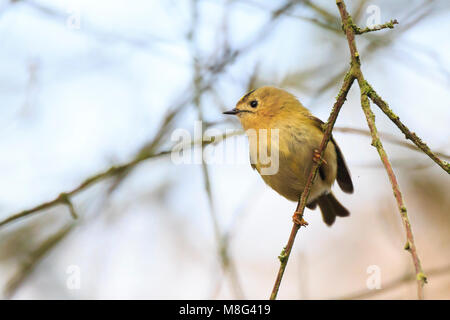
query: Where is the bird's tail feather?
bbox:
[312,192,350,226]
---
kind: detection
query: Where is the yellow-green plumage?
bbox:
[224,86,354,226]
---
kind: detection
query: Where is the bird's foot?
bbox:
[313,149,327,165]
[292,212,309,226]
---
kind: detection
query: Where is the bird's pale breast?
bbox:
[250,122,337,203]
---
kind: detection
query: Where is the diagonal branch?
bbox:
[4,223,75,298]
[359,88,427,299]
[270,70,355,300]
[271,0,433,300]
[333,127,450,161]
[0,131,241,228]
[352,19,398,34]
[366,87,450,174]
[338,264,450,300]
[337,0,426,300]
[189,3,244,297]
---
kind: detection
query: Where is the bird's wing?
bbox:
[308,115,354,194]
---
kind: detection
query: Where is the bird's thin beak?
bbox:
[223,108,239,115]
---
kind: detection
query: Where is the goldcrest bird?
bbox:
[223,86,353,226]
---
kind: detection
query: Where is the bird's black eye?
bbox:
[250,100,258,108]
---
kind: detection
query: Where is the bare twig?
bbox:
[360,88,426,299]
[189,0,244,298]
[338,264,450,300]
[366,87,450,174]
[106,1,297,195]
[0,190,85,228]
[333,127,450,161]
[4,223,75,298]
[0,131,240,228]
[271,0,435,300]
[239,0,341,33]
[336,0,427,300]
[270,70,355,300]
[352,19,399,34]
[312,2,435,98]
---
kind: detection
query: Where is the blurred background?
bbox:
[0,0,449,299]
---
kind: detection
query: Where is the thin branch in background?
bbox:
[0,59,40,136]
[59,193,78,220]
[399,39,450,85]
[239,0,341,33]
[0,130,241,228]
[3,0,446,300]
[211,182,264,299]
[106,1,298,196]
[17,0,179,60]
[357,158,436,171]
[21,59,39,118]
[352,19,398,34]
[189,0,243,298]
[199,93,245,299]
[360,87,427,300]
[366,86,450,174]
[6,112,444,233]
[333,127,450,161]
[210,182,266,297]
[338,264,450,300]
[4,223,75,298]
[3,186,117,299]
[311,1,438,98]
[0,191,82,228]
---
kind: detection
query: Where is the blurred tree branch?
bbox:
[352,19,398,34]
[307,0,442,98]
[360,84,427,300]
[4,223,75,298]
[367,87,450,174]
[2,122,446,230]
[333,127,450,161]
[339,264,450,300]
[14,0,176,55]
[0,130,241,228]
[106,0,298,195]
[189,0,243,298]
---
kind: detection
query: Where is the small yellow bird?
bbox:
[223,86,353,226]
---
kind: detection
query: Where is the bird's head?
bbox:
[223,86,305,130]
